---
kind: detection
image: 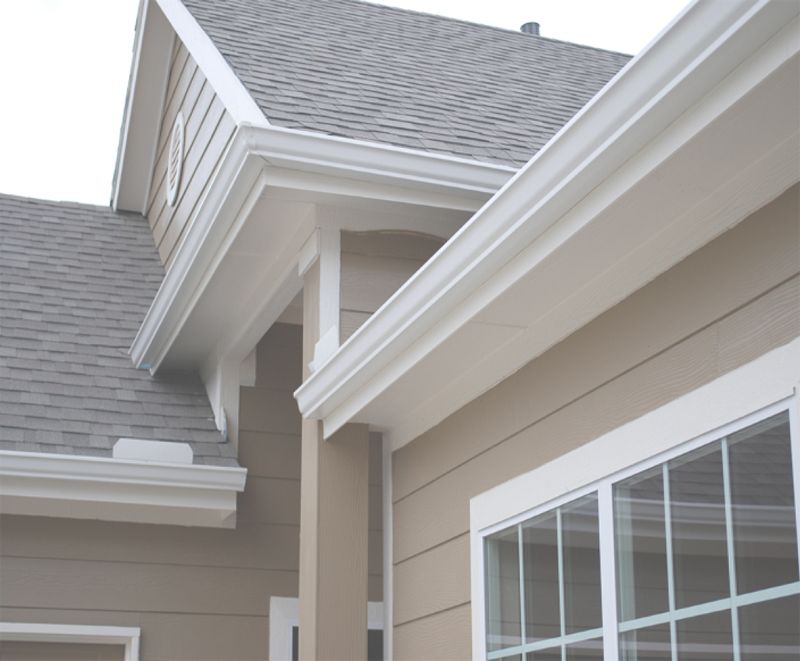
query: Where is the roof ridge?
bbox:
[338,0,632,58]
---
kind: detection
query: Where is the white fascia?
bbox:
[293,0,800,441]
[153,0,268,127]
[112,0,269,213]
[0,450,247,528]
[129,124,514,373]
[112,0,174,213]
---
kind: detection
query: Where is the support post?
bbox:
[298,247,370,660]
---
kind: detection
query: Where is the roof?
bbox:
[0,194,237,466]
[181,0,631,166]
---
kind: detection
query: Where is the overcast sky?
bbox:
[0,0,688,206]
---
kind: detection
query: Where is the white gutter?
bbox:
[0,450,247,528]
[294,0,800,438]
[129,124,515,372]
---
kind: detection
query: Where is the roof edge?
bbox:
[129,123,516,373]
[0,449,247,528]
[112,0,268,214]
[293,0,800,440]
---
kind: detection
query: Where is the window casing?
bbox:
[470,338,800,661]
[480,404,800,661]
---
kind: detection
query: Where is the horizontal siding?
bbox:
[394,603,472,661]
[0,323,383,659]
[146,41,236,268]
[391,185,800,657]
[340,232,443,342]
[0,608,268,661]
[392,185,800,502]
[0,641,123,661]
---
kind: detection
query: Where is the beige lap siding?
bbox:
[390,185,800,660]
[145,40,236,268]
[0,323,382,660]
[0,641,124,661]
[340,231,444,342]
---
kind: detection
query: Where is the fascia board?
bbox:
[0,450,247,528]
[293,0,800,430]
[248,124,515,195]
[0,450,246,490]
[112,0,174,213]
[129,124,515,372]
[154,0,268,128]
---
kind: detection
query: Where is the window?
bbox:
[471,339,800,661]
[481,407,799,660]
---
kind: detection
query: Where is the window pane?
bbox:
[739,594,800,661]
[615,465,670,621]
[620,624,671,661]
[523,511,560,642]
[562,495,602,634]
[670,444,730,608]
[728,412,798,595]
[367,629,383,661]
[565,637,603,660]
[530,646,561,661]
[486,526,521,651]
[676,610,734,660]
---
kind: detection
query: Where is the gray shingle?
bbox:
[182,0,631,166]
[0,194,237,467]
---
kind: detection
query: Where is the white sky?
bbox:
[0,0,688,206]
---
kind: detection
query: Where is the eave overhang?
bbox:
[294,0,800,449]
[129,124,515,372]
[0,450,247,528]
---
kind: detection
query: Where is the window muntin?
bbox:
[483,409,800,660]
[486,494,603,658]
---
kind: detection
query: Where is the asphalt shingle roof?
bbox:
[0,194,237,466]
[182,0,631,167]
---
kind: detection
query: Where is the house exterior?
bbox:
[0,0,798,660]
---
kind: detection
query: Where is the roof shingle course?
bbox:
[0,194,236,466]
[182,0,630,166]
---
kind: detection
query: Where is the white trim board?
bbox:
[112,0,174,213]
[154,0,267,128]
[129,124,513,375]
[0,450,247,528]
[268,597,384,661]
[0,623,140,661]
[469,336,800,659]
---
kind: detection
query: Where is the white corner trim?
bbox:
[113,438,193,464]
[293,0,800,439]
[154,0,268,127]
[0,450,247,528]
[382,435,394,660]
[468,336,800,660]
[0,623,141,661]
[298,228,321,277]
[268,597,384,661]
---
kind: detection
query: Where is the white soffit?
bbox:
[294,0,800,449]
[129,124,514,373]
[0,450,247,528]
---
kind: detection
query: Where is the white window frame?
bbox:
[470,337,800,660]
[268,597,385,661]
[0,623,140,661]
